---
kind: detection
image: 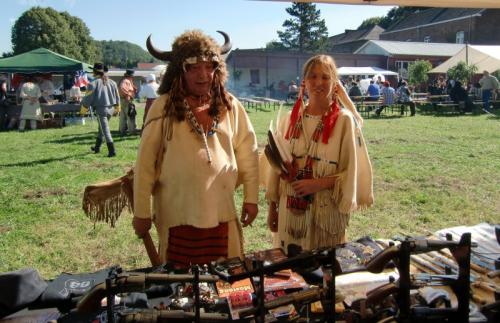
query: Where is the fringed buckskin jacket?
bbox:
[265,104,374,251]
[134,94,259,262]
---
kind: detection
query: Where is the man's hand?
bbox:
[132,217,152,238]
[241,202,258,227]
[267,201,278,232]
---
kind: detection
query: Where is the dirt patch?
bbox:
[0,225,11,234]
[23,188,68,199]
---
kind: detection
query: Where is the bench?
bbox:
[435,103,460,114]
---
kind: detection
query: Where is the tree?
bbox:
[265,40,287,50]
[447,61,478,84]
[95,40,156,68]
[408,60,432,91]
[359,7,424,30]
[358,17,383,30]
[11,7,99,63]
[277,2,329,52]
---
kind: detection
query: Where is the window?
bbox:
[395,61,412,79]
[250,69,260,84]
[456,31,464,44]
[424,36,431,43]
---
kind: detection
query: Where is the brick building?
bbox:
[355,40,464,78]
[225,49,387,97]
[380,8,500,45]
[329,25,385,54]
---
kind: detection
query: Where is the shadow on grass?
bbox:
[45,131,141,144]
[0,152,89,168]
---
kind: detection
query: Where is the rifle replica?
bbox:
[76,266,227,323]
[210,247,339,323]
[338,233,473,323]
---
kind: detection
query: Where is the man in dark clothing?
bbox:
[348,81,362,98]
[450,81,472,113]
[396,81,416,116]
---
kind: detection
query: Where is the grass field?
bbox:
[0,103,499,279]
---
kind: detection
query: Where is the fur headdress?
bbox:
[146,30,232,120]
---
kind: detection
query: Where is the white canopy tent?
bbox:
[338,66,398,76]
[262,0,500,9]
[429,45,500,74]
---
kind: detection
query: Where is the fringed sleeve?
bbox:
[82,170,134,227]
[231,98,259,204]
[331,114,374,213]
[133,95,169,219]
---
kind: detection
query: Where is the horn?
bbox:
[216,30,232,55]
[146,34,173,61]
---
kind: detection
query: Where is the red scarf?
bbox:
[285,97,340,144]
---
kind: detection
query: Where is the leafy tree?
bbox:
[408,60,432,91]
[277,2,328,52]
[11,7,99,63]
[95,40,156,68]
[358,17,383,30]
[265,40,287,50]
[447,61,478,84]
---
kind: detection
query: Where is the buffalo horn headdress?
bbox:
[146,30,232,63]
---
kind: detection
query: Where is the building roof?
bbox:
[430,45,500,73]
[384,8,485,33]
[355,40,465,57]
[330,25,384,45]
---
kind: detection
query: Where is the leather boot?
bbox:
[106,142,116,157]
[91,138,102,153]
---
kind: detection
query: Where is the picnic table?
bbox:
[351,96,383,117]
[251,97,284,110]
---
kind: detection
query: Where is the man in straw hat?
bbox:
[132,30,259,267]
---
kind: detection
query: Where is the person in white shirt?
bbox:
[138,74,159,127]
[37,77,54,102]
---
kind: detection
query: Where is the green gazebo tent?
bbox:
[0,48,92,74]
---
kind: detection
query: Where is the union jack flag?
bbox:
[74,70,89,88]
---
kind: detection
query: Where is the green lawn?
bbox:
[0,103,499,279]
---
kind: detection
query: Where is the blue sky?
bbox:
[1,0,394,54]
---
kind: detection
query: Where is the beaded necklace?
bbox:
[285,100,340,213]
[184,100,219,164]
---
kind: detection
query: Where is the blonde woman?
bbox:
[265,54,374,253]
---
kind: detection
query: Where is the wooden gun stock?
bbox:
[143,232,161,267]
[77,272,219,313]
[118,309,229,322]
[213,248,335,283]
[365,282,399,306]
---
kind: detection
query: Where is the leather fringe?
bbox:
[82,169,134,227]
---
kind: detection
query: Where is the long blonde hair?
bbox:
[302,55,363,127]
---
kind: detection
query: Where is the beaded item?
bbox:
[285,97,341,214]
[184,100,219,164]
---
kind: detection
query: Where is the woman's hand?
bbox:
[267,201,278,232]
[280,160,298,182]
[291,177,336,197]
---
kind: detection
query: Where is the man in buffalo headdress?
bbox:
[132,30,259,266]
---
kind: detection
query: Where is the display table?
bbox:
[4,103,83,129]
[1,224,498,322]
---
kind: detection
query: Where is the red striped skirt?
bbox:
[167,223,228,267]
